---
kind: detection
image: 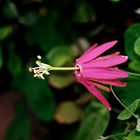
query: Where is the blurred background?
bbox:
[0,0,140,140]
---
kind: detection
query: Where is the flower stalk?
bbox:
[49,66,79,71]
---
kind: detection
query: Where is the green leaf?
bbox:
[0,47,3,69]
[134,37,140,56]
[25,11,65,52]
[19,12,38,26]
[55,101,82,124]
[5,118,31,140]
[125,23,140,60]
[75,101,110,140]
[127,129,140,140]
[128,60,140,73]
[7,45,22,77]
[47,47,75,67]
[49,74,74,89]
[5,102,31,140]
[117,99,140,120]
[73,2,95,23]
[0,26,12,41]
[114,76,140,105]
[3,1,19,19]
[12,71,55,122]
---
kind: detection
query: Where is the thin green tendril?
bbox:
[110,85,138,119]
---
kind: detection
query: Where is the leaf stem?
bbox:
[104,133,125,140]
[110,85,138,119]
[128,71,140,77]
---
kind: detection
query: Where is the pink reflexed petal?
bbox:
[82,67,128,79]
[79,79,111,111]
[96,52,120,60]
[90,81,111,92]
[88,78,127,87]
[76,44,97,63]
[83,55,128,68]
[77,40,118,63]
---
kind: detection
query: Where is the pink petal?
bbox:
[82,67,128,79]
[96,52,120,60]
[90,81,111,92]
[76,44,97,63]
[77,40,118,64]
[83,55,128,68]
[79,78,111,111]
[88,78,127,87]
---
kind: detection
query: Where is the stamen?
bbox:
[29,56,51,79]
[29,55,80,79]
[37,55,42,59]
[29,67,33,72]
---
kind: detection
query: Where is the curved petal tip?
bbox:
[107,40,118,46]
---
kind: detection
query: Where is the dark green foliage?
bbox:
[125,24,140,60]
[13,71,55,122]
[0,0,140,140]
[25,12,66,52]
[114,76,140,105]
[75,101,110,140]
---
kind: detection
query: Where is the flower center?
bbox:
[75,63,83,79]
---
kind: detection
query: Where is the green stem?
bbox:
[128,71,140,77]
[110,85,138,119]
[49,66,80,71]
[104,133,125,140]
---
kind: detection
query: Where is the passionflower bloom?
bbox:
[74,41,128,111]
[29,40,128,111]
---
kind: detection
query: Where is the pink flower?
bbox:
[74,40,128,111]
